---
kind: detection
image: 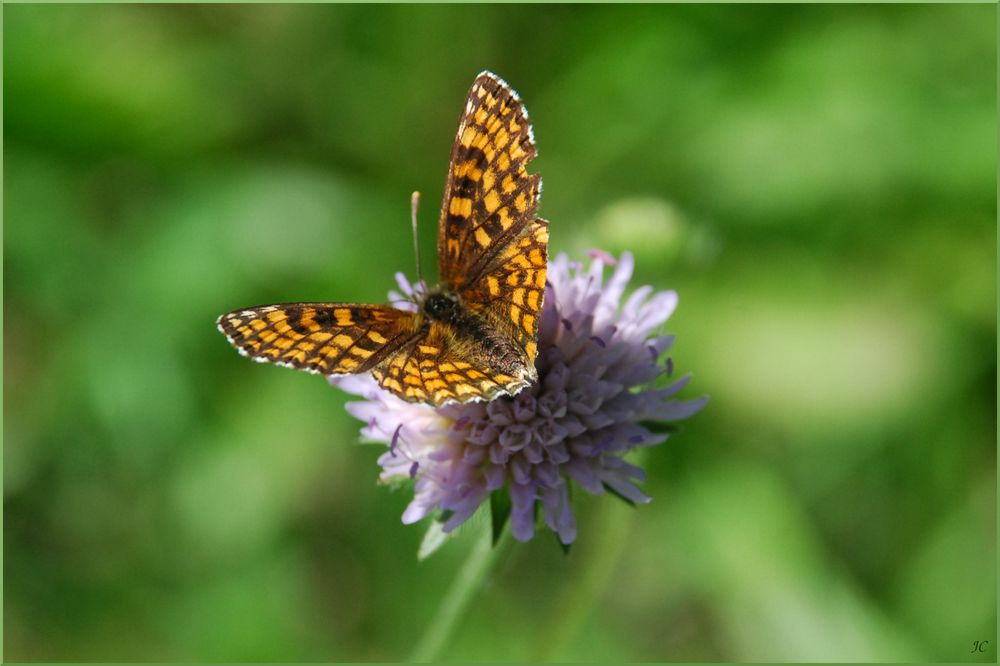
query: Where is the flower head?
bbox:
[333,251,706,545]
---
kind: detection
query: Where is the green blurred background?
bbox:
[4,4,996,661]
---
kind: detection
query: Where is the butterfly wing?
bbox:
[459,218,549,370]
[372,321,529,405]
[437,71,541,292]
[217,304,419,376]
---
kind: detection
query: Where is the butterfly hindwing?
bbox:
[461,219,549,368]
[372,321,529,405]
[437,71,541,292]
[217,304,418,376]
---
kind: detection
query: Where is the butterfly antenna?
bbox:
[410,191,425,289]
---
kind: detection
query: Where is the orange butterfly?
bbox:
[217,71,548,406]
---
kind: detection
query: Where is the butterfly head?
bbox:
[421,290,459,322]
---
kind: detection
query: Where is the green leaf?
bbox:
[490,491,512,546]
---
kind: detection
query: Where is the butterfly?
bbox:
[217,71,548,406]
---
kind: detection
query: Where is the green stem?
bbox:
[529,501,635,661]
[409,524,507,662]
[530,450,648,661]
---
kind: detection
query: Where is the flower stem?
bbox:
[530,451,649,661]
[409,524,507,662]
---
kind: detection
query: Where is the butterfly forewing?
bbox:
[217,304,418,375]
[437,71,541,292]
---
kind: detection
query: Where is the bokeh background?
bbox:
[4,4,996,662]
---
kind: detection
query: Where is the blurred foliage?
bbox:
[4,4,996,662]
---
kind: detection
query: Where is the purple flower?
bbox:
[332,251,707,545]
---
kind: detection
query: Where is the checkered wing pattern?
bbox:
[217,304,418,375]
[460,219,549,368]
[437,71,541,292]
[372,322,527,405]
